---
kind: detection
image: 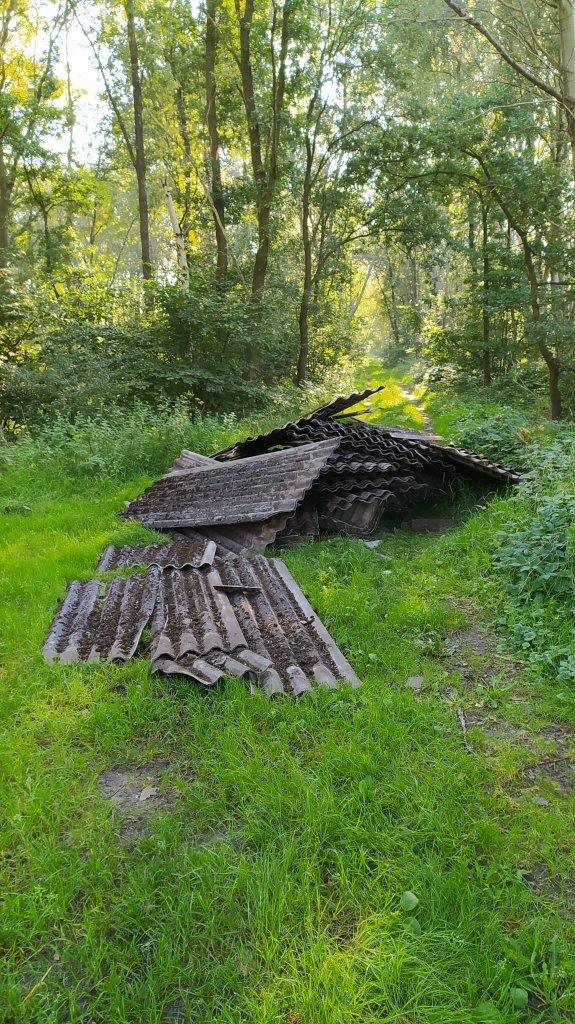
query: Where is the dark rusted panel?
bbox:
[425,441,522,483]
[307,386,385,421]
[177,515,296,554]
[211,403,521,486]
[43,555,359,695]
[274,503,319,546]
[125,439,339,530]
[212,387,384,461]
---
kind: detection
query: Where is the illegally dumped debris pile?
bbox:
[124,386,520,549]
[43,386,519,695]
[43,536,359,694]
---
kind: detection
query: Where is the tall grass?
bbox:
[1,373,354,482]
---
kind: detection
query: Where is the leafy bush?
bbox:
[494,496,575,603]
[0,320,273,433]
[519,431,575,498]
[1,265,366,433]
[448,407,542,470]
[4,371,350,480]
[492,495,575,680]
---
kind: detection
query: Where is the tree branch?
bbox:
[441,0,563,103]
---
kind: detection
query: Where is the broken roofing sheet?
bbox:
[125,438,339,531]
[212,395,520,486]
[44,546,358,695]
[124,387,519,549]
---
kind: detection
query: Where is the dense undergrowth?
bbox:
[0,369,354,485]
[1,362,574,1023]
[411,367,575,685]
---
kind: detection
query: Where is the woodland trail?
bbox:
[399,382,434,433]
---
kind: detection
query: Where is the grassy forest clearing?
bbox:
[2,362,575,1023]
[3,0,575,1021]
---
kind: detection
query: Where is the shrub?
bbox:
[447,407,542,470]
[4,370,351,480]
[493,495,575,603]
[492,494,575,680]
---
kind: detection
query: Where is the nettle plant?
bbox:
[493,495,575,680]
[494,496,575,604]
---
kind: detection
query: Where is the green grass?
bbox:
[1,362,574,1023]
[350,358,428,430]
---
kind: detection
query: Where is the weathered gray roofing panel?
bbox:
[178,515,293,553]
[43,555,358,695]
[124,439,339,530]
[98,538,218,571]
[151,555,358,693]
[164,449,218,477]
[43,570,159,664]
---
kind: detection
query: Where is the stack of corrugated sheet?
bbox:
[43,385,518,695]
[123,439,340,553]
[127,386,519,543]
[44,538,359,695]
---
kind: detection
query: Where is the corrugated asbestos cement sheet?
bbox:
[212,386,385,462]
[213,411,520,485]
[124,439,339,530]
[43,553,359,696]
[98,537,219,571]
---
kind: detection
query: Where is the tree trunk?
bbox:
[0,190,10,271]
[174,85,193,252]
[161,176,189,292]
[520,233,562,419]
[124,0,152,282]
[205,0,228,286]
[481,202,492,385]
[296,137,313,386]
[558,0,575,180]
[0,148,13,273]
[236,0,291,301]
[473,155,563,418]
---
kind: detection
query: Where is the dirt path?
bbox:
[399,383,434,432]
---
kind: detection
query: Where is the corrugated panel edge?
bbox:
[269,557,360,685]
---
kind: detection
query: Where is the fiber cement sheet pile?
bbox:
[125,386,520,546]
[43,386,518,694]
[43,537,359,695]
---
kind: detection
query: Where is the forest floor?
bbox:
[1,362,574,1024]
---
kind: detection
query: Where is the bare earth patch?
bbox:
[439,612,575,923]
[98,759,177,841]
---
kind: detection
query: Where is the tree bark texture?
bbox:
[161,176,189,292]
[236,0,291,299]
[558,0,575,179]
[481,202,492,385]
[125,0,152,282]
[205,0,228,285]
[296,136,313,385]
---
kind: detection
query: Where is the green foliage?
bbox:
[444,407,540,471]
[494,496,575,605]
[3,375,348,481]
[0,270,365,433]
[417,374,575,681]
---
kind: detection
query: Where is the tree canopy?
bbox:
[2,0,575,428]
